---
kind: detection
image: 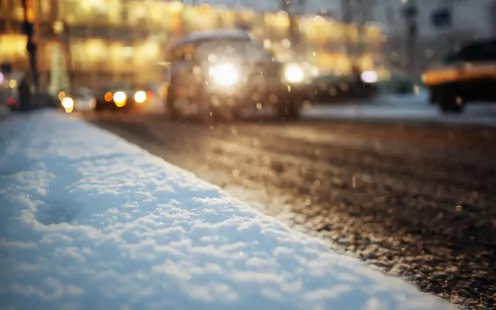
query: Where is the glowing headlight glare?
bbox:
[134,91,147,103]
[361,70,378,83]
[61,97,74,109]
[208,63,239,86]
[285,65,304,83]
[113,91,127,103]
[311,67,320,77]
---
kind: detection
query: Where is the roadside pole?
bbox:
[403,0,418,78]
[341,0,353,58]
[281,0,295,47]
[21,0,38,92]
[355,0,364,67]
[354,0,375,71]
[281,0,305,50]
[341,0,363,71]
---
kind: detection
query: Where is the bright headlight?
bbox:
[284,64,304,83]
[361,70,378,83]
[134,91,147,103]
[61,97,74,109]
[208,63,239,86]
[113,91,127,107]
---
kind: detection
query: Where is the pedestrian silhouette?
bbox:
[17,75,31,111]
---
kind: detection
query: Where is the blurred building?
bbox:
[0,0,385,90]
[374,0,495,76]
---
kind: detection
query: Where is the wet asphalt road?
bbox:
[84,111,496,309]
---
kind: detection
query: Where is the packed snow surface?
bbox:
[304,93,496,126]
[0,111,454,310]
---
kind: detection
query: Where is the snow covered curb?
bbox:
[0,111,454,310]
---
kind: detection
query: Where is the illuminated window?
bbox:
[135,41,159,63]
[40,0,51,18]
[127,3,147,25]
[0,35,27,57]
[13,5,24,20]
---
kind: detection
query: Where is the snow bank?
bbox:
[0,111,453,310]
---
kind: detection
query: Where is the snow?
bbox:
[0,111,455,310]
[0,105,8,115]
[304,93,496,126]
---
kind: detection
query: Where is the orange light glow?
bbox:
[104,92,113,102]
[26,8,35,22]
[58,91,66,100]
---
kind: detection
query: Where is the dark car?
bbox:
[309,72,379,103]
[422,37,496,113]
[94,84,152,113]
[164,30,307,121]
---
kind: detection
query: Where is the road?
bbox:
[83,111,496,309]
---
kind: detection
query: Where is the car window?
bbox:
[447,41,496,63]
[195,38,273,63]
[443,50,460,64]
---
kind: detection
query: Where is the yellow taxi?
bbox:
[422,37,496,113]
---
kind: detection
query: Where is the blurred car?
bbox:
[164,30,307,121]
[131,84,163,114]
[93,84,154,113]
[422,37,496,113]
[58,87,96,113]
[309,71,379,103]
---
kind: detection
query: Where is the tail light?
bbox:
[7,97,17,107]
[146,91,155,101]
